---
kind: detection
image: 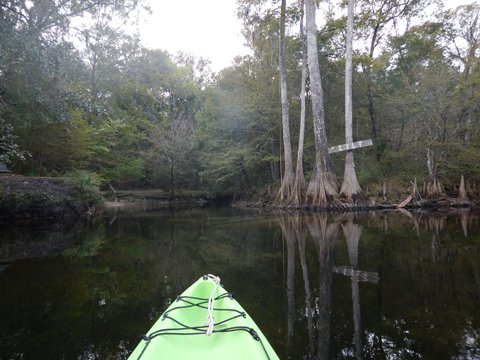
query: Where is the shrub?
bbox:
[66,170,104,205]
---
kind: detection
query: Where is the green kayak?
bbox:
[128,275,279,360]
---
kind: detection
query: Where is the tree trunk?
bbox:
[289,0,307,207]
[276,0,294,203]
[340,0,361,201]
[426,147,442,197]
[461,8,479,144]
[426,147,435,177]
[366,24,380,142]
[365,23,381,162]
[170,160,175,200]
[366,75,378,140]
[305,0,339,207]
[464,111,471,144]
[457,174,470,203]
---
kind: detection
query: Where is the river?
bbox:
[1,206,479,359]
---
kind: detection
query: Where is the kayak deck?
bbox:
[128,275,279,360]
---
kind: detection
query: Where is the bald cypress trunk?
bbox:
[289,0,307,207]
[276,0,294,203]
[305,0,339,207]
[340,0,361,200]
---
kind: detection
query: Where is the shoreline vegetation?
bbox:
[233,182,477,212]
[0,174,478,224]
[1,1,479,220]
[0,173,477,263]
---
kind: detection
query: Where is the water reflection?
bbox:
[277,210,480,359]
[280,214,367,359]
[281,215,342,359]
[310,216,340,360]
[341,220,363,360]
[0,208,479,359]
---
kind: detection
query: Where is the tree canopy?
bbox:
[1,0,478,200]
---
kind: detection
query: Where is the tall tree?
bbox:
[149,110,195,199]
[386,22,466,193]
[305,0,339,207]
[235,0,289,189]
[277,0,295,203]
[357,0,422,157]
[135,50,200,194]
[341,0,361,200]
[442,3,480,144]
[289,0,308,207]
[195,57,281,194]
[416,64,458,197]
[81,15,140,101]
[0,0,147,174]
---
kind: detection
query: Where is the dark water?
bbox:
[1,207,479,359]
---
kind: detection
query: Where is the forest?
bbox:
[1,0,479,206]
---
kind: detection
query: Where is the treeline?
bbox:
[1,0,479,199]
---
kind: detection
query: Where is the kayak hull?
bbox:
[128,275,279,360]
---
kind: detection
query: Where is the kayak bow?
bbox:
[128,274,279,360]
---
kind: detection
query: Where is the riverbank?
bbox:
[0,175,231,224]
[232,183,479,211]
[1,174,477,223]
[102,189,232,209]
[0,175,96,224]
[102,184,479,212]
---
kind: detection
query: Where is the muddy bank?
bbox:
[0,175,94,224]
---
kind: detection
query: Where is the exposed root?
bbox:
[340,152,361,201]
[457,174,469,203]
[288,171,307,208]
[306,170,339,208]
[424,175,443,198]
[275,170,295,205]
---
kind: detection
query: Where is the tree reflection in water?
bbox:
[1,208,479,359]
[280,214,342,359]
[277,209,480,359]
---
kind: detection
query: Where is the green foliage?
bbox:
[0,116,26,165]
[442,142,480,180]
[1,0,479,198]
[66,170,104,205]
[194,58,284,194]
[102,159,145,187]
